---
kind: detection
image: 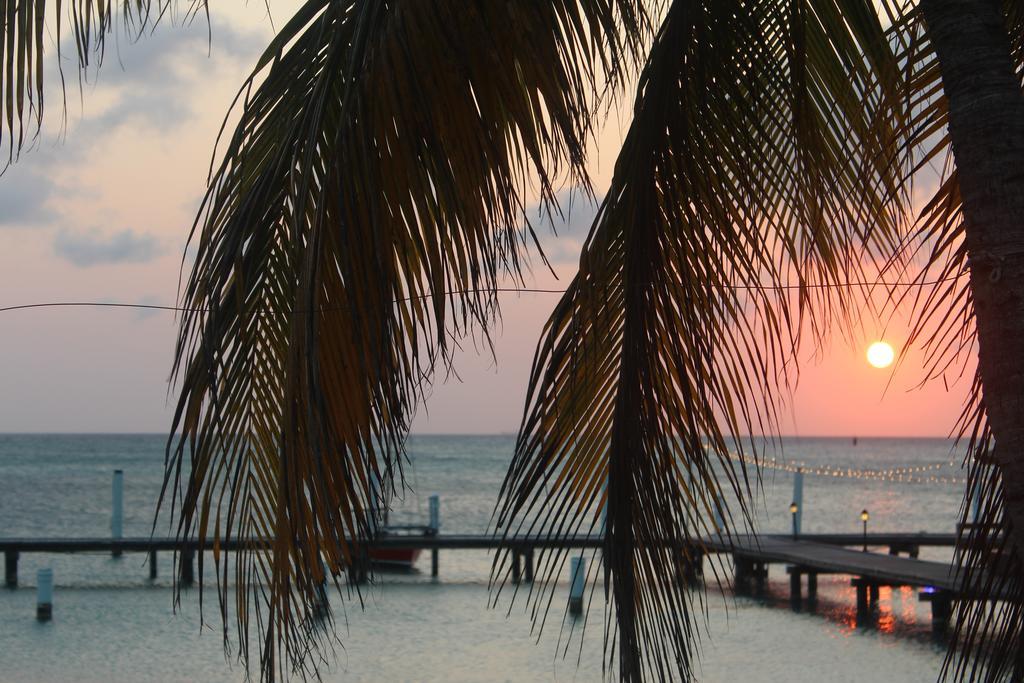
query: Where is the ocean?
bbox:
[0,434,966,682]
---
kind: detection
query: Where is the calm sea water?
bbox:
[0,434,967,682]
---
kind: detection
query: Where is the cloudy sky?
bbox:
[0,4,972,436]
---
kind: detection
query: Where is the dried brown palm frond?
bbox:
[164,1,649,680]
[0,0,206,160]
[493,1,910,680]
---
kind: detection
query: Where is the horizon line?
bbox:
[0,431,958,440]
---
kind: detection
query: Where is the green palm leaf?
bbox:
[165,1,646,679]
[494,1,908,679]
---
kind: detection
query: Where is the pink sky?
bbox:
[0,5,973,436]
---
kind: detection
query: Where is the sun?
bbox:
[866,341,895,369]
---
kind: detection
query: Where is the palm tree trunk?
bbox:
[919,0,1024,560]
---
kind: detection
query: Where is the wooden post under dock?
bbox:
[510,548,535,585]
[919,589,953,636]
[789,567,802,610]
[682,549,703,585]
[179,548,195,587]
[148,550,157,580]
[733,555,768,595]
[853,578,882,627]
[786,566,819,612]
[5,550,17,588]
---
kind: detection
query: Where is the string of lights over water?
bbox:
[728,451,963,486]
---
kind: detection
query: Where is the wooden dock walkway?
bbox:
[0,530,956,554]
[0,531,976,632]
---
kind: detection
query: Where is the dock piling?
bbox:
[680,547,703,586]
[511,551,522,584]
[5,550,17,588]
[733,555,752,594]
[347,548,369,585]
[148,550,157,580]
[788,567,802,611]
[428,494,440,578]
[920,589,953,636]
[855,581,869,624]
[36,568,53,621]
[569,556,585,616]
[179,548,195,587]
[524,548,534,583]
[111,470,124,557]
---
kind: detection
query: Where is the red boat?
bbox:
[367,524,433,570]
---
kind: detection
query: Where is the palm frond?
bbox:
[891,3,1024,679]
[494,1,909,680]
[0,0,206,160]
[165,1,647,680]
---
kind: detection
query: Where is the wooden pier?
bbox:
[0,531,981,633]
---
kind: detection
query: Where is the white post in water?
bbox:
[428,494,440,577]
[713,502,725,535]
[36,568,53,621]
[793,468,804,535]
[111,469,124,556]
[569,556,586,616]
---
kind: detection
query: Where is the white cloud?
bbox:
[0,166,59,226]
[528,190,600,266]
[53,228,164,267]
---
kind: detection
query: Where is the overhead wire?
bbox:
[0,274,967,315]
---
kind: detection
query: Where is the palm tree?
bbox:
[4,0,1024,680]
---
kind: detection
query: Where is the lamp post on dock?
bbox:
[860,509,869,552]
[789,502,799,540]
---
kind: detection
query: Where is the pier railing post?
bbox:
[4,550,18,588]
[111,470,124,557]
[569,556,585,616]
[428,494,440,578]
[36,568,53,621]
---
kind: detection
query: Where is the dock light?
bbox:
[861,509,870,552]
[789,502,799,540]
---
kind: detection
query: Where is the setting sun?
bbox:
[866,341,895,369]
